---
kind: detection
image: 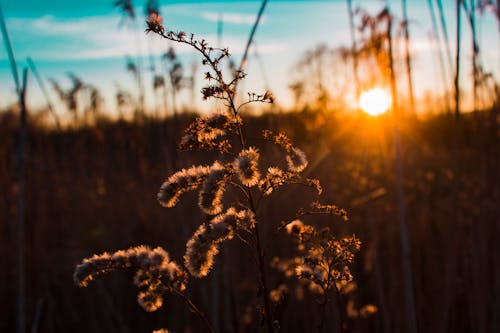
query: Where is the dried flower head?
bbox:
[146,12,164,34]
[285,219,305,235]
[286,147,308,173]
[180,111,238,152]
[138,290,163,312]
[184,208,254,277]
[272,224,360,297]
[262,130,293,151]
[259,167,291,195]
[184,224,218,278]
[198,162,229,215]
[312,201,349,221]
[157,165,210,208]
[247,90,275,103]
[234,147,260,187]
[74,246,187,312]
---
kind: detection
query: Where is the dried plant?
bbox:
[49,73,103,124]
[74,14,362,333]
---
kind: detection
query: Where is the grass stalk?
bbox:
[346,0,360,108]
[27,57,61,130]
[439,3,463,333]
[16,68,28,333]
[234,0,268,94]
[0,2,20,93]
[0,5,28,333]
[454,0,461,120]
[401,0,416,113]
[387,10,418,333]
[425,0,452,112]
[436,0,454,76]
[229,93,274,332]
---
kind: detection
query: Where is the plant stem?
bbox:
[0,3,20,94]
[346,0,360,108]
[1,6,28,333]
[387,10,418,333]
[331,278,345,333]
[436,0,454,75]
[27,57,61,130]
[252,221,274,332]
[401,0,415,114]
[237,0,268,75]
[13,68,28,333]
[228,94,274,332]
[454,0,462,120]
[425,0,452,112]
[240,139,274,333]
[175,290,215,333]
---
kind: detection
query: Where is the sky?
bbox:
[0,0,499,117]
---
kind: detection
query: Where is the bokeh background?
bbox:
[1,0,499,332]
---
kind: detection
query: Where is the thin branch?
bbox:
[173,289,215,333]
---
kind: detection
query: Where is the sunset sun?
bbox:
[359,88,392,116]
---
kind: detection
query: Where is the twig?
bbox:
[174,290,215,333]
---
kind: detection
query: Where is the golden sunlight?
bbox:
[359,88,391,116]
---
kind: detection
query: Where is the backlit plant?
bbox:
[74,13,361,333]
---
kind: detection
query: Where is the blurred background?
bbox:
[0,0,499,332]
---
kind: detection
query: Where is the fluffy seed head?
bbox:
[286,219,305,235]
[205,111,230,128]
[180,111,234,152]
[138,291,163,312]
[157,165,210,208]
[286,147,308,173]
[259,167,290,195]
[234,147,260,187]
[184,208,253,277]
[198,162,228,215]
[184,224,219,277]
[74,246,187,312]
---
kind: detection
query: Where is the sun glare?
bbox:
[359,88,391,116]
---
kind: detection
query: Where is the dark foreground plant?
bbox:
[74,13,361,333]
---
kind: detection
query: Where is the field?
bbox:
[1,107,499,332]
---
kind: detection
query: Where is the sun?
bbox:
[359,88,391,116]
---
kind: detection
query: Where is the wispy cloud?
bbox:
[4,15,284,61]
[411,39,440,53]
[78,34,288,60]
[201,12,264,25]
[8,15,117,35]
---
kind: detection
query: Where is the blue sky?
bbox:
[1,0,499,116]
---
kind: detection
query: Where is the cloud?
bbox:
[410,39,441,53]
[76,34,288,60]
[201,12,264,25]
[4,15,284,61]
[8,15,116,35]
